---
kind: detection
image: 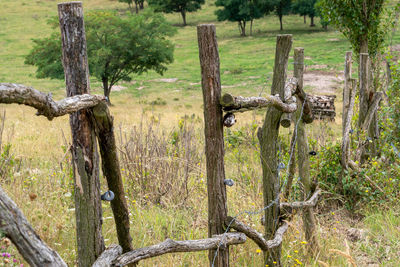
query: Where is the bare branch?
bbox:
[0,83,105,120]
[112,233,246,266]
[341,79,357,169]
[225,218,288,251]
[0,185,67,267]
[361,92,383,131]
[93,245,122,267]
[280,189,321,210]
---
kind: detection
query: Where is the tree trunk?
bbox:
[310,16,315,27]
[139,0,144,9]
[58,3,105,267]
[91,102,133,254]
[250,19,253,36]
[238,21,246,36]
[181,10,187,26]
[260,34,292,267]
[304,15,306,24]
[102,77,111,105]
[135,1,139,14]
[197,24,229,267]
[358,53,370,163]
[279,14,283,31]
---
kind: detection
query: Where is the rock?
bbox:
[346,228,367,242]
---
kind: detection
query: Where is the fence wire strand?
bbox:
[211,99,306,266]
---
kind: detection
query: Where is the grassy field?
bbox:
[1,0,400,266]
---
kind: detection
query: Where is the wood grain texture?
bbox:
[197,24,229,267]
[0,83,105,119]
[58,2,105,266]
[0,186,67,267]
[93,245,122,267]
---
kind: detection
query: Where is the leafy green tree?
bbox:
[291,0,317,27]
[317,0,387,55]
[264,0,292,31]
[147,0,205,26]
[25,10,175,104]
[215,0,267,36]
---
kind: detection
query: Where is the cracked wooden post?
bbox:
[198,24,229,267]
[294,47,319,255]
[259,34,292,267]
[58,2,105,266]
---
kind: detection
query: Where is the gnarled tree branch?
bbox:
[0,185,67,267]
[225,218,288,251]
[111,233,246,266]
[0,83,105,120]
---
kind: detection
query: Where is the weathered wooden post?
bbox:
[343,51,352,136]
[197,24,229,267]
[294,47,319,254]
[92,103,133,254]
[58,2,105,266]
[259,34,292,267]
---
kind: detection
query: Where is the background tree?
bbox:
[147,0,205,26]
[265,0,292,31]
[25,10,175,104]
[291,0,317,27]
[117,0,145,14]
[215,0,267,36]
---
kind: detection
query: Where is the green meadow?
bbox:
[0,0,400,266]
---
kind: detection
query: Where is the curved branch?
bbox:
[112,233,246,266]
[0,185,67,267]
[225,218,288,251]
[0,83,105,120]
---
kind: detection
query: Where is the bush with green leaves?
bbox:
[25,10,176,104]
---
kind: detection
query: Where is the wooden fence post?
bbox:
[92,102,133,254]
[294,47,319,255]
[197,24,229,267]
[343,51,352,136]
[259,34,292,267]
[58,3,105,266]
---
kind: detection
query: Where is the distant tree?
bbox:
[118,0,145,14]
[291,0,317,27]
[147,0,205,26]
[265,0,292,31]
[215,0,267,36]
[25,10,176,104]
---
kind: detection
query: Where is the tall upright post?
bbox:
[259,34,292,267]
[359,53,370,163]
[294,47,319,255]
[58,3,104,266]
[197,24,229,267]
[343,51,352,136]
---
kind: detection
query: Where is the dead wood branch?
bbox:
[220,93,297,113]
[112,233,246,266]
[280,189,321,210]
[225,218,288,251]
[262,189,322,225]
[361,92,383,132]
[0,83,105,120]
[0,185,67,267]
[93,245,122,267]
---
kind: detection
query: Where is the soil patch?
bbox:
[304,70,343,95]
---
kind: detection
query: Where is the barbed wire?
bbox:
[211,98,306,267]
